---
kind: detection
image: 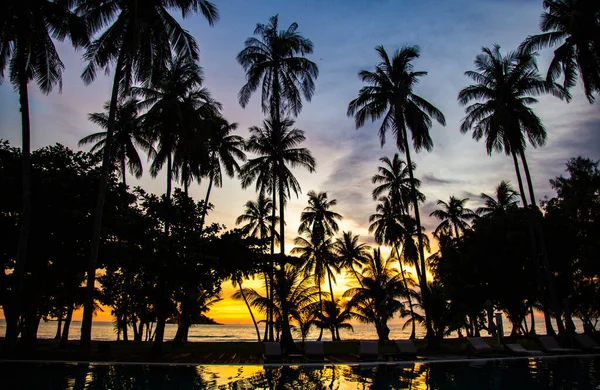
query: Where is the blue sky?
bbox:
[1,0,599,254]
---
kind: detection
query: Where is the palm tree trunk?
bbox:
[278,162,285,255]
[269,176,276,341]
[262,271,270,342]
[327,270,335,303]
[54,317,63,340]
[239,283,261,342]
[511,152,529,207]
[317,286,323,341]
[395,245,416,340]
[165,153,173,234]
[401,128,434,341]
[121,155,127,187]
[453,223,460,240]
[5,47,33,352]
[81,58,124,357]
[199,173,213,233]
[520,150,566,337]
[529,304,536,334]
[60,302,74,349]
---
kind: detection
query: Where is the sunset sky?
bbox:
[1,0,598,324]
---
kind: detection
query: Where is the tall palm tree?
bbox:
[458,44,568,336]
[372,154,424,213]
[136,55,219,226]
[199,117,246,232]
[236,193,279,241]
[520,0,600,103]
[79,99,152,187]
[332,231,371,287]
[347,45,446,340]
[76,0,218,354]
[458,45,567,209]
[429,196,477,239]
[237,14,318,122]
[368,196,419,339]
[1,0,88,348]
[344,248,407,342]
[241,118,316,254]
[477,181,521,217]
[298,191,342,243]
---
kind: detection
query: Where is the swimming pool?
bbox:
[1,356,598,389]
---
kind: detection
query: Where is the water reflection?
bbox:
[0,357,598,389]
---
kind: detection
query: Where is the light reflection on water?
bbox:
[0,357,598,389]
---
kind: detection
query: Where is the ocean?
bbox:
[0,317,585,342]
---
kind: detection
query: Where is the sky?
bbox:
[1,0,598,324]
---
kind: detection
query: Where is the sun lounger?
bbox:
[353,341,380,361]
[467,337,495,355]
[263,341,283,363]
[574,335,600,352]
[303,341,326,362]
[391,340,419,359]
[505,343,544,356]
[538,336,582,354]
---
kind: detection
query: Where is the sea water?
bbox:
[0,318,585,342]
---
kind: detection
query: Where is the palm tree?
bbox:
[368,196,419,339]
[347,45,446,340]
[244,263,319,351]
[332,231,371,287]
[231,274,261,342]
[199,117,246,232]
[344,248,407,342]
[136,55,219,229]
[79,99,152,187]
[237,14,318,122]
[235,193,279,341]
[458,45,567,209]
[236,193,279,242]
[1,0,88,348]
[311,299,354,341]
[76,0,218,354]
[477,181,521,217]
[241,118,316,254]
[458,44,567,336]
[429,196,477,239]
[299,190,342,244]
[520,0,600,103]
[372,154,424,213]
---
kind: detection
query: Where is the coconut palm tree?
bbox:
[332,232,371,287]
[241,118,316,254]
[430,196,477,239]
[237,14,318,121]
[458,45,567,209]
[368,196,419,339]
[311,299,354,341]
[1,0,88,348]
[79,99,152,187]
[477,181,521,217]
[244,263,319,351]
[520,0,600,103]
[347,45,446,340]
[344,248,407,342]
[458,45,568,337]
[199,117,246,232]
[76,0,218,354]
[236,193,279,242]
[231,274,262,342]
[298,191,342,244]
[372,154,424,213]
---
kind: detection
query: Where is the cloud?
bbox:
[422,173,460,185]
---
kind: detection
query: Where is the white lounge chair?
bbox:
[505,343,544,356]
[538,336,581,354]
[574,335,600,352]
[467,337,495,354]
[263,341,283,362]
[303,341,326,361]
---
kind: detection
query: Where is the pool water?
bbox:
[0,356,598,389]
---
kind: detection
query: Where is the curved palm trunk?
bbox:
[199,172,214,233]
[165,153,173,234]
[529,304,536,335]
[395,245,416,340]
[511,152,529,207]
[326,269,341,341]
[400,128,434,341]
[81,59,124,357]
[317,285,324,341]
[60,302,74,349]
[239,282,261,342]
[6,53,33,352]
[54,317,63,340]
